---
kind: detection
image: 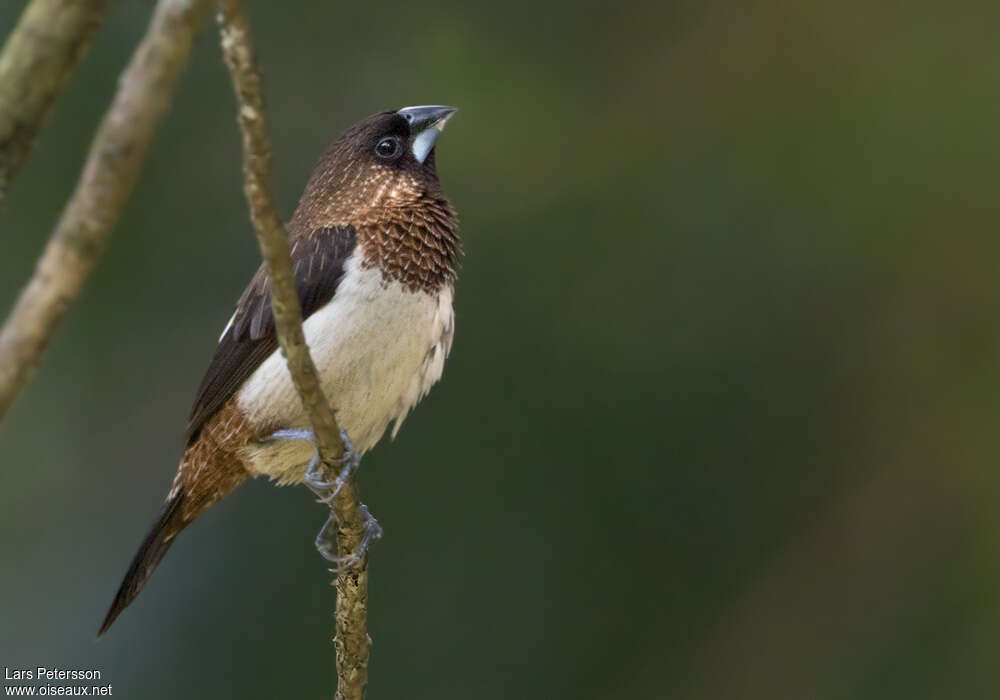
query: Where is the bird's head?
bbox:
[295,105,457,226]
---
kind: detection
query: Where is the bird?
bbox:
[98,105,461,636]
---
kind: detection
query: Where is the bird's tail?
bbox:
[98,489,189,636]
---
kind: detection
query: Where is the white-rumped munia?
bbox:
[99,105,461,635]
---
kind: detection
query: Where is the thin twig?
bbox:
[0,0,212,422]
[215,3,372,698]
[0,0,115,199]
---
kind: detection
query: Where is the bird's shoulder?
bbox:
[185,225,358,444]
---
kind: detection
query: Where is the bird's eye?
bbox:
[374,137,401,159]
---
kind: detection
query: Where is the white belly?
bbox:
[236,256,454,483]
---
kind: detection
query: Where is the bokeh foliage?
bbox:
[1,0,999,697]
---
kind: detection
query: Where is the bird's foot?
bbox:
[267,428,379,569]
[304,429,360,503]
[267,428,360,503]
[315,505,383,572]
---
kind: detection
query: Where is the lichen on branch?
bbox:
[215,2,373,698]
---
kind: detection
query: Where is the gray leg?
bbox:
[267,428,358,503]
[304,429,360,504]
[266,428,381,570]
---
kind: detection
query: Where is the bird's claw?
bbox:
[267,427,359,503]
[267,427,379,569]
[304,429,359,504]
[315,505,383,572]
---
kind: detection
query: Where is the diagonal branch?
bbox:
[216,3,372,699]
[0,0,115,199]
[0,0,212,423]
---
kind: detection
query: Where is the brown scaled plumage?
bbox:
[99,106,461,635]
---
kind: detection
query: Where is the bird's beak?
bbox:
[398,105,457,164]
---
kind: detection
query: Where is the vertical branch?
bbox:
[0,0,115,198]
[215,2,372,699]
[0,0,212,422]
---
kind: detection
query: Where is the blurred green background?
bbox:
[2,0,1000,697]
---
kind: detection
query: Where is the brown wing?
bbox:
[185,226,357,444]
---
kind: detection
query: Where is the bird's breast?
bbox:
[235,253,454,482]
